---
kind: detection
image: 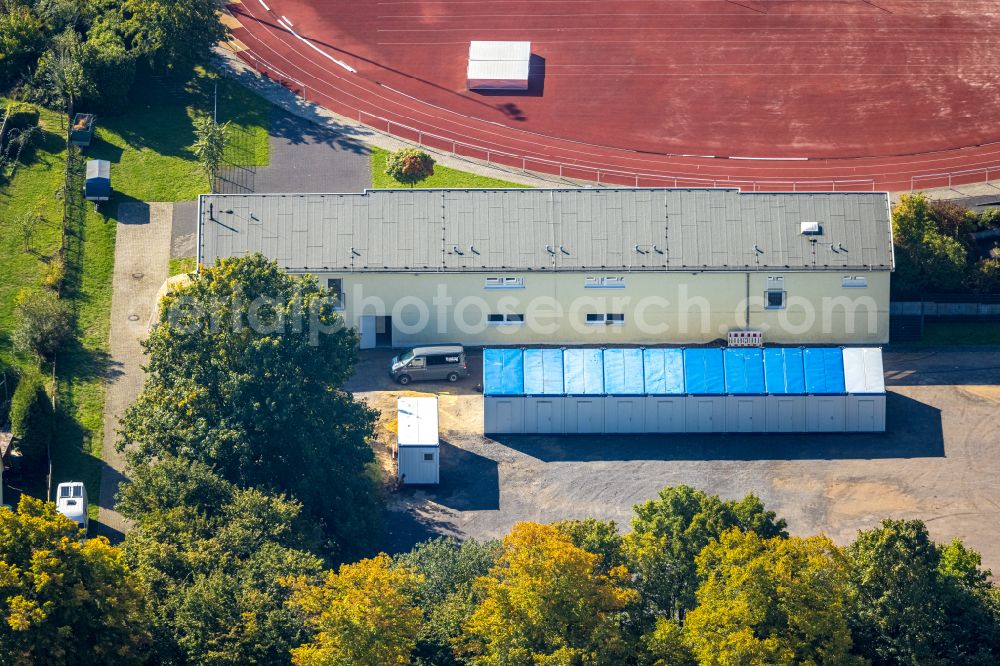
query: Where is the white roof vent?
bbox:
[800,221,822,235]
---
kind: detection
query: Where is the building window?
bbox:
[485,276,524,289]
[842,275,868,288]
[326,278,345,310]
[423,453,434,461]
[585,276,625,288]
[765,276,785,310]
[487,313,525,325]
[586,313,625,324]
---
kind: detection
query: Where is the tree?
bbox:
[0,5,46,89]
[385,147,435,186]
[288,553,426,666]
[891,193,968,295]
[34,28,89,116]
[0,496,150,665]
[15,209,43,253]
[117,254,379,560]
[683,529,862,665]
[643,618,695,666]
[11,289,73,359]
[122,0,226,72]
[847,519,1000,665]
[119,456,323,665]
[80,17,136,111]
[459,522,637,665]
[552,517,625,575]
[623,485,787,623]
[397,537,501,665]
[192,113,229,191]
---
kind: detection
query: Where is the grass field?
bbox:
[1,68,272,515]
[371,147,529,189]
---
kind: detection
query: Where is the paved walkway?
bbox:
[96,202,172,541]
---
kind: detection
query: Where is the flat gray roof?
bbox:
[198,189,893,273]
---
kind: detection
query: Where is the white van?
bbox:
[56,482,88,534]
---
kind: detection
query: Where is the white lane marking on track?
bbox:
[277,17,358,73]
[258,0,269,11]
[281,15,292,25]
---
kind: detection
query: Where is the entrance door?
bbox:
[359,315,376,349]
[375,316,393,347]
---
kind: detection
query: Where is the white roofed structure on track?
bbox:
[468,41,531,90]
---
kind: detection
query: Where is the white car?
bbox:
[55,482,88,534]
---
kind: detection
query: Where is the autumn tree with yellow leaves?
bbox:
[0,497,150,665]
[681,529,862,666]
[458,522,637,665]
[288,553,425,666]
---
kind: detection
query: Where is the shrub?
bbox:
[9,367,51,472]
[12,289,73,360]
[42,256,65,290]
[968,256,1000,294]
[385,148,435,186]
[1,102,40,149]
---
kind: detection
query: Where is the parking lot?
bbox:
[347,348,1000,570]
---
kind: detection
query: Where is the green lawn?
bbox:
[370,147,530,189]
[911,322,1000,347]
[1,68,272,516]
[88,68,271,204]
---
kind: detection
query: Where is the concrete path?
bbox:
[96,202,172,541]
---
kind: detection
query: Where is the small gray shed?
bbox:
[84,159,111,201]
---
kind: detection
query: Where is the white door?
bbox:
[359,315,376,349]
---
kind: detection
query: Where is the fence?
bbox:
[910,165,1000,192]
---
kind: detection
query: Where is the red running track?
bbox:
[226,0,1000,191]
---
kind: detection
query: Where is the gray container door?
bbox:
[536,400,556,434]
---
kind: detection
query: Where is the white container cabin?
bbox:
[397,397,440,485]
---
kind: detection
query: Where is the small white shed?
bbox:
[397,397,440,485]
[843,347,887,432]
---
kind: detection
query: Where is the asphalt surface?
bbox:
[348,348,1000,570]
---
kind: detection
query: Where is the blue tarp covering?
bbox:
[483,348,524,395]
[803,347,846,394]
[763,348,806,394]
[683,348,726,395]
[643,348,685,395]
[723,348,765,394]
[603,348,645,395]
[523,348,564,395]
[563,348,605,395]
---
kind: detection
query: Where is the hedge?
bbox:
[9,367,52,472]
